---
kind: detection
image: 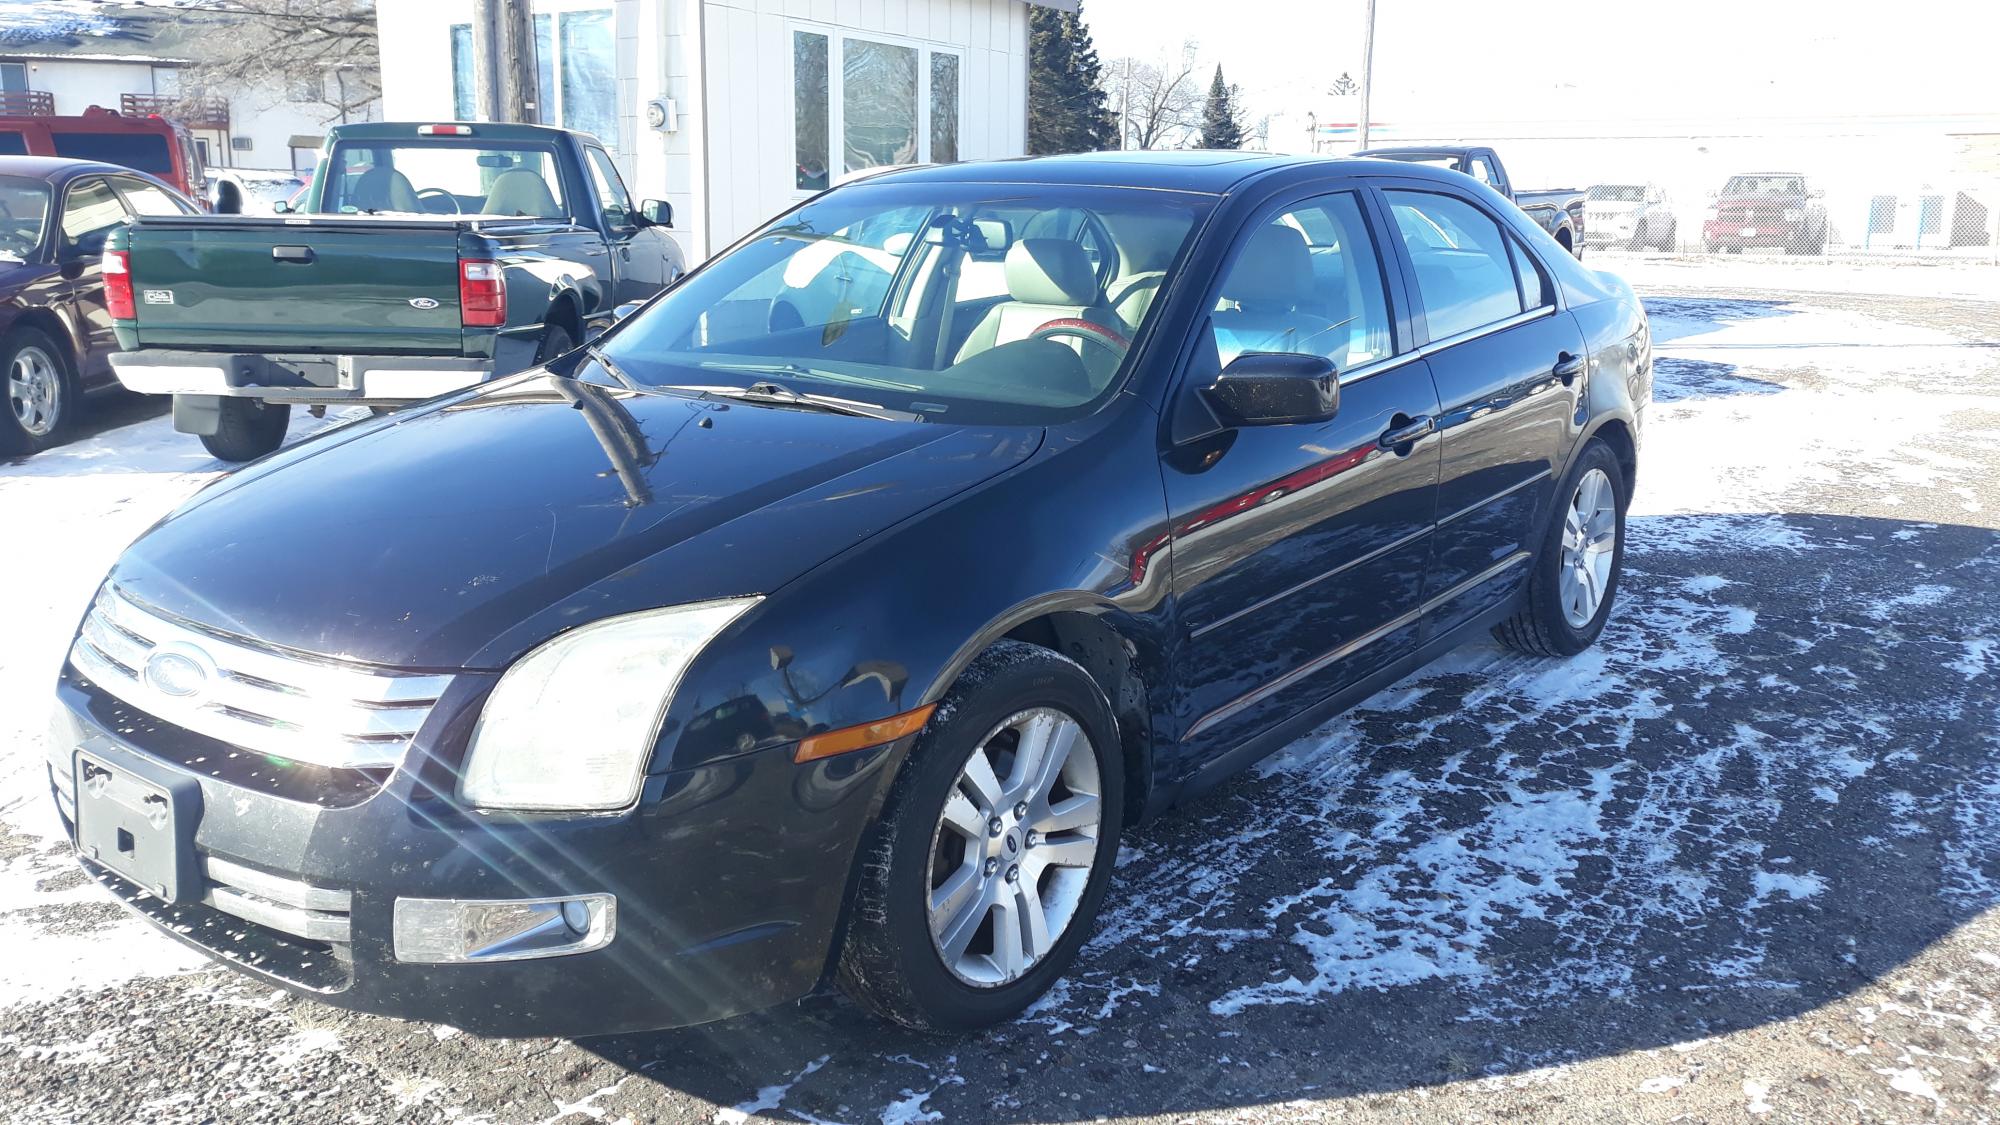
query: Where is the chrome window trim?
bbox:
[1336,306,1557,389]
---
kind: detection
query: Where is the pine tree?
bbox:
[1199,65,1245,150]
[1028,4,1118,154]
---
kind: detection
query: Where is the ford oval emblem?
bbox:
[143,642,214,701]
[408,297,441,310]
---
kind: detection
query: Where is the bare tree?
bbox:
[175,1,381,125]
[1107,44,1202,150]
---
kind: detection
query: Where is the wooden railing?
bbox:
[119,93,231,130]
[0,90,55,116]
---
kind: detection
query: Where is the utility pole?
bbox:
[1119,56,1131,150]
[472,0,539,123]
[1356,0,1377,150]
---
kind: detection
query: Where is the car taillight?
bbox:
[104,250,136,320]
[459,259,505,327]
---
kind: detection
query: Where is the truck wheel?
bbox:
[199,398,289,462]
[536,320,577,364]
[1,327,77,456]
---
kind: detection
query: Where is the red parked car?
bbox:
[1701,173,1829,255]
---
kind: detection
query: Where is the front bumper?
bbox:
[49,673,904,1037]
[1701,221,1803,248]
[110,350,493,403]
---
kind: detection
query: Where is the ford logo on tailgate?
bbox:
[408,297,441,310]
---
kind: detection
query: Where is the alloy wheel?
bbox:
[1558,467,1618,627]
[7,345,60,437]
[926,706,1102,987]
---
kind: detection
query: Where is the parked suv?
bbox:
[51,152,1650,1036]
[1586,183,1676,251]
[1702,173,1828,254]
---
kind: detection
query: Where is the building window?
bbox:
[929,53,959,165]
[1,62,27,94]
[793,31,829,190]
[792,28,963,194]
[449,6,614,141]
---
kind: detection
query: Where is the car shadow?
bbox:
[1649,356,1787,402]
[573,511,2000,1123]
[1641,295,1794,344]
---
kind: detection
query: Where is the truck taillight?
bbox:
[104,250,136,320]
[418,124,474,136]
[459,259,506,327]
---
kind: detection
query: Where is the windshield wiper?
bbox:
[669,381,917,422]
[699,360,922,392]
[583,344,642,391]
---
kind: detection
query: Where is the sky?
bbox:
[1084,0,2000,137]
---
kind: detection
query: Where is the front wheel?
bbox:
[1493,439,1627,657]
[197,397,289,462]
[837,641,1124,1030]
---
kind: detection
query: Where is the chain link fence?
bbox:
[1324,122,2000,262]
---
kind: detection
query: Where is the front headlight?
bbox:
[460,598,761,811]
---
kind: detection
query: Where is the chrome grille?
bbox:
[202,855,352,943]
[67,585,451,770]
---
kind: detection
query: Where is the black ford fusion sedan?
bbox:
[50,152,1648,1036]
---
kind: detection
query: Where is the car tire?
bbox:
[836,640,1125,1031]
[1492,438,1628,658]
[0,327,77,456]
[536,319,577,364]
[199,398,290,462]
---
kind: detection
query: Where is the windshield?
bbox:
[1588,185,1646,202]
[0,175,51,260]
[320,141,568,217]
[598,183,1213,425]
[1722,175,1804,195]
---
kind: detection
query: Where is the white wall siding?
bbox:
[697,0,1031,256]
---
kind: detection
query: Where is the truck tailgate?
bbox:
[124,217,466,354]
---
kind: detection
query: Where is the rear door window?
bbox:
[111,177,195,217]
[61,178,127,254]
[1384,190,1525,341]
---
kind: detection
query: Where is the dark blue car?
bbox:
[50,152,1650,1035]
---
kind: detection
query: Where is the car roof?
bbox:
[0,154,147,181]
[1354,146,1478,158]
[848,150,1456,195]
[327,121,581,143]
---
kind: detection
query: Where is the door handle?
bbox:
[1378,414,1435,451]
[271,245,315,263]
[1553,351,1586,384]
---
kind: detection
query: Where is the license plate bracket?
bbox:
[73,750,203,902]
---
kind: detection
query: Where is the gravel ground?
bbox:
[0,265,1995,1124]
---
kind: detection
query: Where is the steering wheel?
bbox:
[1028,318,1130,356]
[416,188,462,214]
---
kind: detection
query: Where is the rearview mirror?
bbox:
[1204,352,1339,426]
[640,199,672,227]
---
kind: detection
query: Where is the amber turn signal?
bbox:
[794,704,936,764]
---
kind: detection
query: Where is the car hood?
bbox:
[110,373,1042,670]
[0,259,41,295]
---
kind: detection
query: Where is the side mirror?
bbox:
[272,199,293,215]
[612,300,644,322]
[208,179,243,215]
[640,199,672,228]
[66,231,108,260]
[1203,352,1339,426]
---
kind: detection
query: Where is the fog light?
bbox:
[392,894,615,963]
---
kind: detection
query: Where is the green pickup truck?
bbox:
[106,121,686,460]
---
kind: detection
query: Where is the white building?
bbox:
[376,0,1065,261]
[0,3,380,172]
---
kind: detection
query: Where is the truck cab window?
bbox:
[324,143,568,219]
[583,147,634,229]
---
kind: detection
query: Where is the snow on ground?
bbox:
[0,278,1996,1122]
